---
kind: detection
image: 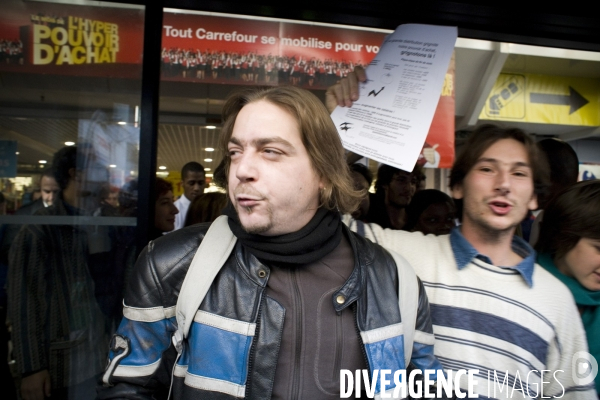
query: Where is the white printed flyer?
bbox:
[330,24,457,171]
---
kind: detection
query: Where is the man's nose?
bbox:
[235,153,257,182]
[494,170,510,195]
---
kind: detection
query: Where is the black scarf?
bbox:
[222,203,342,264]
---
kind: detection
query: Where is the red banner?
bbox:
[418,54,455,169]
[160,12,385,88]
[0,1,144,78]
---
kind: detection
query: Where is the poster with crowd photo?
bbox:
[160,12,385,89]
[0,1,144,78]
[160,12,456,167]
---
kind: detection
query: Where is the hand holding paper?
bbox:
[329,24,457,172]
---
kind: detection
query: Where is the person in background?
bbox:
[328,65,594,397]
[8,146,108,400]
[39,168,60,208]
[403,189,456,236]
[100,185,119,209]
[535,180,600,395]
[12,169,60,220]
[184,192,227,226]
[94,185,119,218]
[153,178,179,239]
[349,163,372,221]
[366,163,422,230]
[172,162,206,231]
[528,138,579,245]
[0,168,60,400]
[108,178,178,321]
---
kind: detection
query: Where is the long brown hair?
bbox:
[219,86,363,214]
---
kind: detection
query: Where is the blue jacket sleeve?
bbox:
[97,242,178,400]
[410,277,444,372]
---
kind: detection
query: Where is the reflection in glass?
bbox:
[0,0,144,398]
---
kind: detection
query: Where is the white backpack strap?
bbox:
[388,250,418,368]
[172,215,237,352]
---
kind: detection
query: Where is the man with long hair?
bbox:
[99,86,443,399]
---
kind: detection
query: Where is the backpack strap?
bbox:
[172,215,237,353]
[388,250,418,367]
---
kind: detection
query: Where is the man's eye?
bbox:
[263,149,281,156]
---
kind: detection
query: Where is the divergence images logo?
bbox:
[572,351,598,386]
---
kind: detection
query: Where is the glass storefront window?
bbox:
[0,0,144,398]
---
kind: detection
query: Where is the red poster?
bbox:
[0,1,144,78]
[160,12,384,89]
[417,54,455,169]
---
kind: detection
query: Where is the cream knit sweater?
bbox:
[344,216,596,399]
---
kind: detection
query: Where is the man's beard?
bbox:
[235,203,274,234]
[233,185,273,234]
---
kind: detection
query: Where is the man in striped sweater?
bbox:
[328,71,597,399]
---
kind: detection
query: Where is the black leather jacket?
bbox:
[98,222,442,399]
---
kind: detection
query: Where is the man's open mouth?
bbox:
[489,201,512,215]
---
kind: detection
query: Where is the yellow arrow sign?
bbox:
[480,73,599,126]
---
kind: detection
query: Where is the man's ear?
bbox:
[451,183,464,200]
[528,193,538,211]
